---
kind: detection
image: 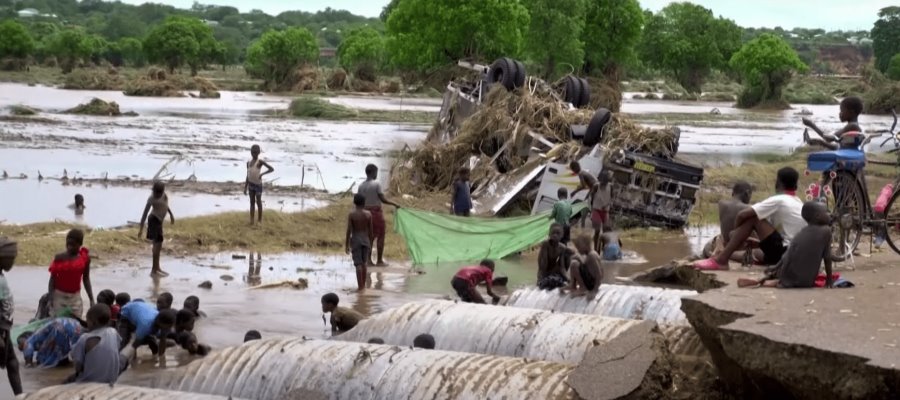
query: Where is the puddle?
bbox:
[0,179,325,228]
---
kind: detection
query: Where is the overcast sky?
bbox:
[120,0,887,30]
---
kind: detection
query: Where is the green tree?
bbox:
[730,33,808,108]
[337,27,385,81]
[386,0,529,71]
[640,2,741,93]
[244,27,318,89]
[48,27,95,73]
[582,0,643,80]
[144,17,200,73]
[0,20,35,63]
[111,37,145,67]
[872,6,900,72]
[888,53,900,81]
[522,0,586,79]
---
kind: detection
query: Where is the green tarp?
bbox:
[395,205,585,265]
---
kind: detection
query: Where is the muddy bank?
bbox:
[680,264,900,399]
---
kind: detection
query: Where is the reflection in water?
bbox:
[246,252,262,287]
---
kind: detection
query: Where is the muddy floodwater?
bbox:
[0,227,696,397]
[0,83,765,397]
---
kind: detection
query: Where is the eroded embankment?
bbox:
[682,296,900,399]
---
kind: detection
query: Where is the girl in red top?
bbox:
[47,229,94,319]
[450,259,501,304]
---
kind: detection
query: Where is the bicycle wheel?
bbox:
[827,171,864,259]
[882,186,900,255]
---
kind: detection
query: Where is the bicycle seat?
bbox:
[807,149,866,172]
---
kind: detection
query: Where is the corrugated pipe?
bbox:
[338,299,645,364]
[19,383,247,400]
[505,285,697,325]
[153,338,577,400]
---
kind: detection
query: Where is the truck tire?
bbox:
[578,77,591,109]
[489,58,519,91]
[513,60,526,88]
[583,108,612,147]
[563,75,583,107]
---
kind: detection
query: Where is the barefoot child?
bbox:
[358,164,401,266]
[48,229,94,319]
[118,301,174,357]
[592,171,613,252]
[138,182,175,277]
[450,167,472,217]
[345,194,373,292]
[600,227,623,261]
[321,293,364,333]
[0,238,22,395]
[450,260,501,304]
[68,304,127,384]
[802,96,864,150]
[244,144,274,225]
[569,235,602,295]
[738,201,834,289]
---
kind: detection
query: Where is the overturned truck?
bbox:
[394,58,703,228]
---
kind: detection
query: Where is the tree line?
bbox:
[0,0,899,108]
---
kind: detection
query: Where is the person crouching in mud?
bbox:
[537,224,571,290]
[568,234,602,296]
[451,260,501,304]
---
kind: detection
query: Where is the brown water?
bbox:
[0,226,697,396]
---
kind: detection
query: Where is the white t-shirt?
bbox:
[751,194,806,245]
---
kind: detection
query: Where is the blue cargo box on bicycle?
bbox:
[807,149,866,172]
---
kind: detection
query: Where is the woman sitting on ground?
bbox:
[47,229,94,319]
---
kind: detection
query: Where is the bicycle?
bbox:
[804,110,900,259]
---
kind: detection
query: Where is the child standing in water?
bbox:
[0,238,22,395]
[357,164,401,266]
[592,171,613,253]
[70,194,85,216]
[450,167,472,217]
[345,194,373,292]
[244,144,274,226]
[600,226,623,261]
[48,229,94,319]
[549,188,573,244]
[138,182,175,277]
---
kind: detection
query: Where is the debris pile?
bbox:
[123,68,220,98]
[62,68,124,90]
[64,98,136,117]
[288,97,357,119]
[390,82,678,195]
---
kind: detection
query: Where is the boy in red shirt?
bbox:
[450,259,500,304]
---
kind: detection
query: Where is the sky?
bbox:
[120,0,887,30]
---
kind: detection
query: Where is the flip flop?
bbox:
[693,258,726,271]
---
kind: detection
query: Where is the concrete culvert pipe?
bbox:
[18,383,247,399]
[338,299,646,364]
[506,285,697,325]
[153,338,577,400]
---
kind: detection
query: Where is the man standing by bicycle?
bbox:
[694,167,805,270]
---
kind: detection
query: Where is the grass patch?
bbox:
[287,97,436,124]
[8,104,38,115]
[3,203,404,266]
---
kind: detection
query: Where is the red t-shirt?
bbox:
[454,266,493,289]
[49,247,89,294]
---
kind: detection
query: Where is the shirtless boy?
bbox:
[802,96,864,150]
[707,181,757,262]
[357,164,400,266]
[739,201,834,288]
[138,182,175,277]
[537,224,571,290]
[568,234,602,296]
[345,194,373,292]
[244,144,274,225]
[570,161,598,229]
